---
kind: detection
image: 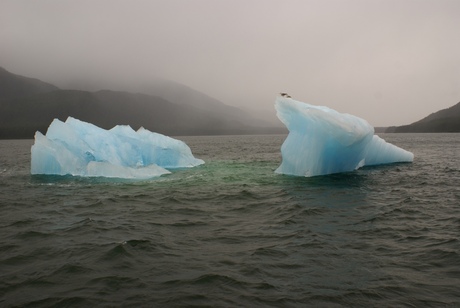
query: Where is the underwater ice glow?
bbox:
[31,117,204,179]
[275,96,414,177]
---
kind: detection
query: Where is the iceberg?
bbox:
[275,96,414,177]
[31,117,204,179]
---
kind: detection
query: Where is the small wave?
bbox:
[15,230,52,239]
[19,296,94,307]
[87,275,146,291]
[99,243,134,261]
[98,239,160,262]
[163,272,276,293]
[159,195,187,204]
[423,248,460,265]
[423,238,459,248]
[251,246,290,258]
[51,263,94,276]
[5,218,36,228]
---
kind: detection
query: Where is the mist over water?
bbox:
[1,134,459,306]
[2,1,460,126]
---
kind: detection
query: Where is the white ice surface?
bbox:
[275,97,414,177]
[31,117,204,179]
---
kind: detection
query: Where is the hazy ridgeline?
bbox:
[0,67,285,139]
[1,66,459,140]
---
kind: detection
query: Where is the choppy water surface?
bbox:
[1,134,459,307]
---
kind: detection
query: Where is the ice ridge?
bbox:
[275,96,414,177]
[31,117,204,179]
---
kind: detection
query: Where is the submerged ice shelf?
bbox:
[275,96,414,177]
[31,117,204,179]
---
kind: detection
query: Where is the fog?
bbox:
[1,0,459,126]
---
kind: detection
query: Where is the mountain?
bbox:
[137,79,277,128]
[63,77,280,128]
[0,67,59,99]
[0,67,285,139]
[386,102,460,133]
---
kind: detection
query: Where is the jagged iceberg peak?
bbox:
[275,96,414,177]
[31,117,204,179]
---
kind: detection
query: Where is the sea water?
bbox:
[0,134,459,307]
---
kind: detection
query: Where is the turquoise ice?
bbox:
[275,96,414,177]
[31,117,204,179]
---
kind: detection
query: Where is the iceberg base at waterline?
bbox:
[275,96,414,177]
[31,117,204,179]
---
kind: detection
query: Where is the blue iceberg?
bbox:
[31,117,204,179]
[275,96,414,177]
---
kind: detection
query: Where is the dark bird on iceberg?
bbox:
[280,92,291,98]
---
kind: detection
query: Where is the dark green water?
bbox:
[1,134,459,307]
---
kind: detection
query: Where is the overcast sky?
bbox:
[1,0,459,126]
